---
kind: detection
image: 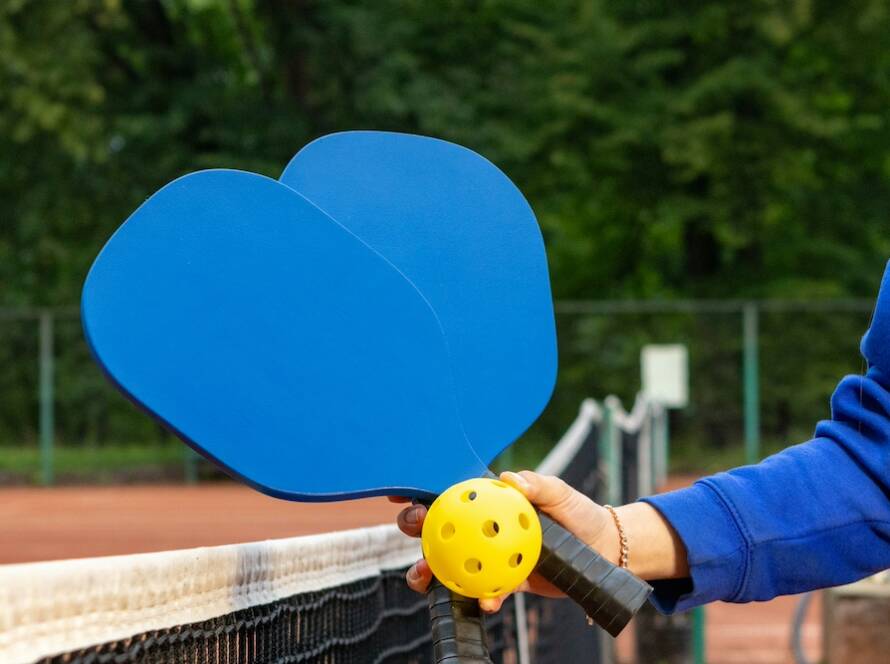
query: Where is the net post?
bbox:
[599,636,615,664]
[596,403,619,664]
[513,592,530,664]
[743,302,760,465]
[38,309,55,486]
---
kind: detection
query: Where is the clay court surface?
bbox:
[0,483,820,664]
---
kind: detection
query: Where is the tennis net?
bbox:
[1,397,664,664]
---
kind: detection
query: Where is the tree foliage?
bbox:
[3,0,889,305]
[1,0,889,453]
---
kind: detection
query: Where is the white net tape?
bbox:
[0,524,420,664]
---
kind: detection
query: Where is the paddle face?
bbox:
[281,131,557,466]
[82,169,487,500]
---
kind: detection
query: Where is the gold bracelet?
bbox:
[603,505,629,569]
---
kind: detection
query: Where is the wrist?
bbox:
[613,502,689,580]
[602,504,629,568]
[588,504,623,567]
[614,503,650,577]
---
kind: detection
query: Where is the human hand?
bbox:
[390,470,620,612]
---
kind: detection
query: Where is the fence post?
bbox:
[601,401,621,507]
[38,309,55,485]
[743,303,760,465]
[184,448,199,484]
[659,406,669,488]
[639,402,653,498]
[693,606,706,664]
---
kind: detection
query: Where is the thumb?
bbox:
[500,470,609,546]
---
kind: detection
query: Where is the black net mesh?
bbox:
[619,424,693,664]
[22,406,615,664]
[523,417,603,664]
[35,570,435,664]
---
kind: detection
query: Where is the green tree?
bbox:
[1,0,888,457]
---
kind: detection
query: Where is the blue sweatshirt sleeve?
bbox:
[641,260,890,613]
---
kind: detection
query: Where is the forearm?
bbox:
[641,368,890,612]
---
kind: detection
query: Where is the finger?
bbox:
[406,559,432,593]
[524,572,565,598]
[478,575,562,612]
[479,594,507,613]
[500,470,573,510]
[500,470,540,501]
[499,470,532,496]
[500,470,605,544]
[388,496,412,503]
[396,504,427,537]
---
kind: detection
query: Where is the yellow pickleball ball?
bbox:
[421,477,542,598]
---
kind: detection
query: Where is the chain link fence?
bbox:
[526,300,873,471]
[0,300,875,485]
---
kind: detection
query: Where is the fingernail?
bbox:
[407,565,420,582]
[502,471,530,492]
[405,506,420,525]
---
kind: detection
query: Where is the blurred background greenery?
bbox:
[1,0,889,483]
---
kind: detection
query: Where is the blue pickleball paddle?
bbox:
[281,131,557,468]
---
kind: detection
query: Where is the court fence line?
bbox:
[0,297,874,487]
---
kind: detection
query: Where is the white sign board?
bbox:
[641,344,688,409]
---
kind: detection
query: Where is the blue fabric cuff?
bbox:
[640,480,749,613]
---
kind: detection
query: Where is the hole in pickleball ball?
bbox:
[509,553,523,568]
[482,520,500,537]
[518,513,530,530]
[491,587,502,594]
[440,523,455,540]
[464,558,482,574]
[461,490,478,502]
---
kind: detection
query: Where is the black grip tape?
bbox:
[535,513,653,637]
[427,578,493,664]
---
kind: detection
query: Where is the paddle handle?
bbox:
[425,514,652,664]
[428,578,493,664]
[535,512,652,637]
[423,486,652,662]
